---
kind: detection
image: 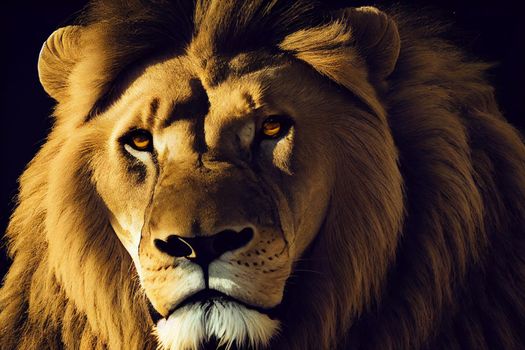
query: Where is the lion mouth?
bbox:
[148,289,279,323]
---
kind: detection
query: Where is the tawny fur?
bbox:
[1,1,524,349]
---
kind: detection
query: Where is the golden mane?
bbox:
[1,1,525,349]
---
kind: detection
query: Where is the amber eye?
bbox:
[127,130,153,152]
[261,116,291,139]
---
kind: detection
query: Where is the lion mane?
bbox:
[1,1,525,349]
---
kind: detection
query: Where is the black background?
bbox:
[1,0,524,281]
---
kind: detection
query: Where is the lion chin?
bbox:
[155,301,279,350]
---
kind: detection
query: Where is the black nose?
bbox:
[154,227,254,267]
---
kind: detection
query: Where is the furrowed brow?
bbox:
[161,78,210,129]
[146,98,160,128]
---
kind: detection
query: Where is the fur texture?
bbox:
[155,302,279,350]
[1,1,525,349]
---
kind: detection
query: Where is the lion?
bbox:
[1,0,524,349]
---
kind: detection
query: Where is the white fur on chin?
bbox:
[154,300,279,350]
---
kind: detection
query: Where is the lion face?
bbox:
[90,53,339,349]
[29,4,408,349]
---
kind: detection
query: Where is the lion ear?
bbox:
[38,25,83,101]
[344,6,400,81]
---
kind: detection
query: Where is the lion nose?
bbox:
[154,227,254,267]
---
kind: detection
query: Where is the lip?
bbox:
[148,289,279,323]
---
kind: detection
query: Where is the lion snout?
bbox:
[135,168,289,318]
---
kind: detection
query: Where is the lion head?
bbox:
[2,1,524,350]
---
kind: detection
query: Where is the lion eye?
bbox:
[127,130,153,152]
[261,116,291,139]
